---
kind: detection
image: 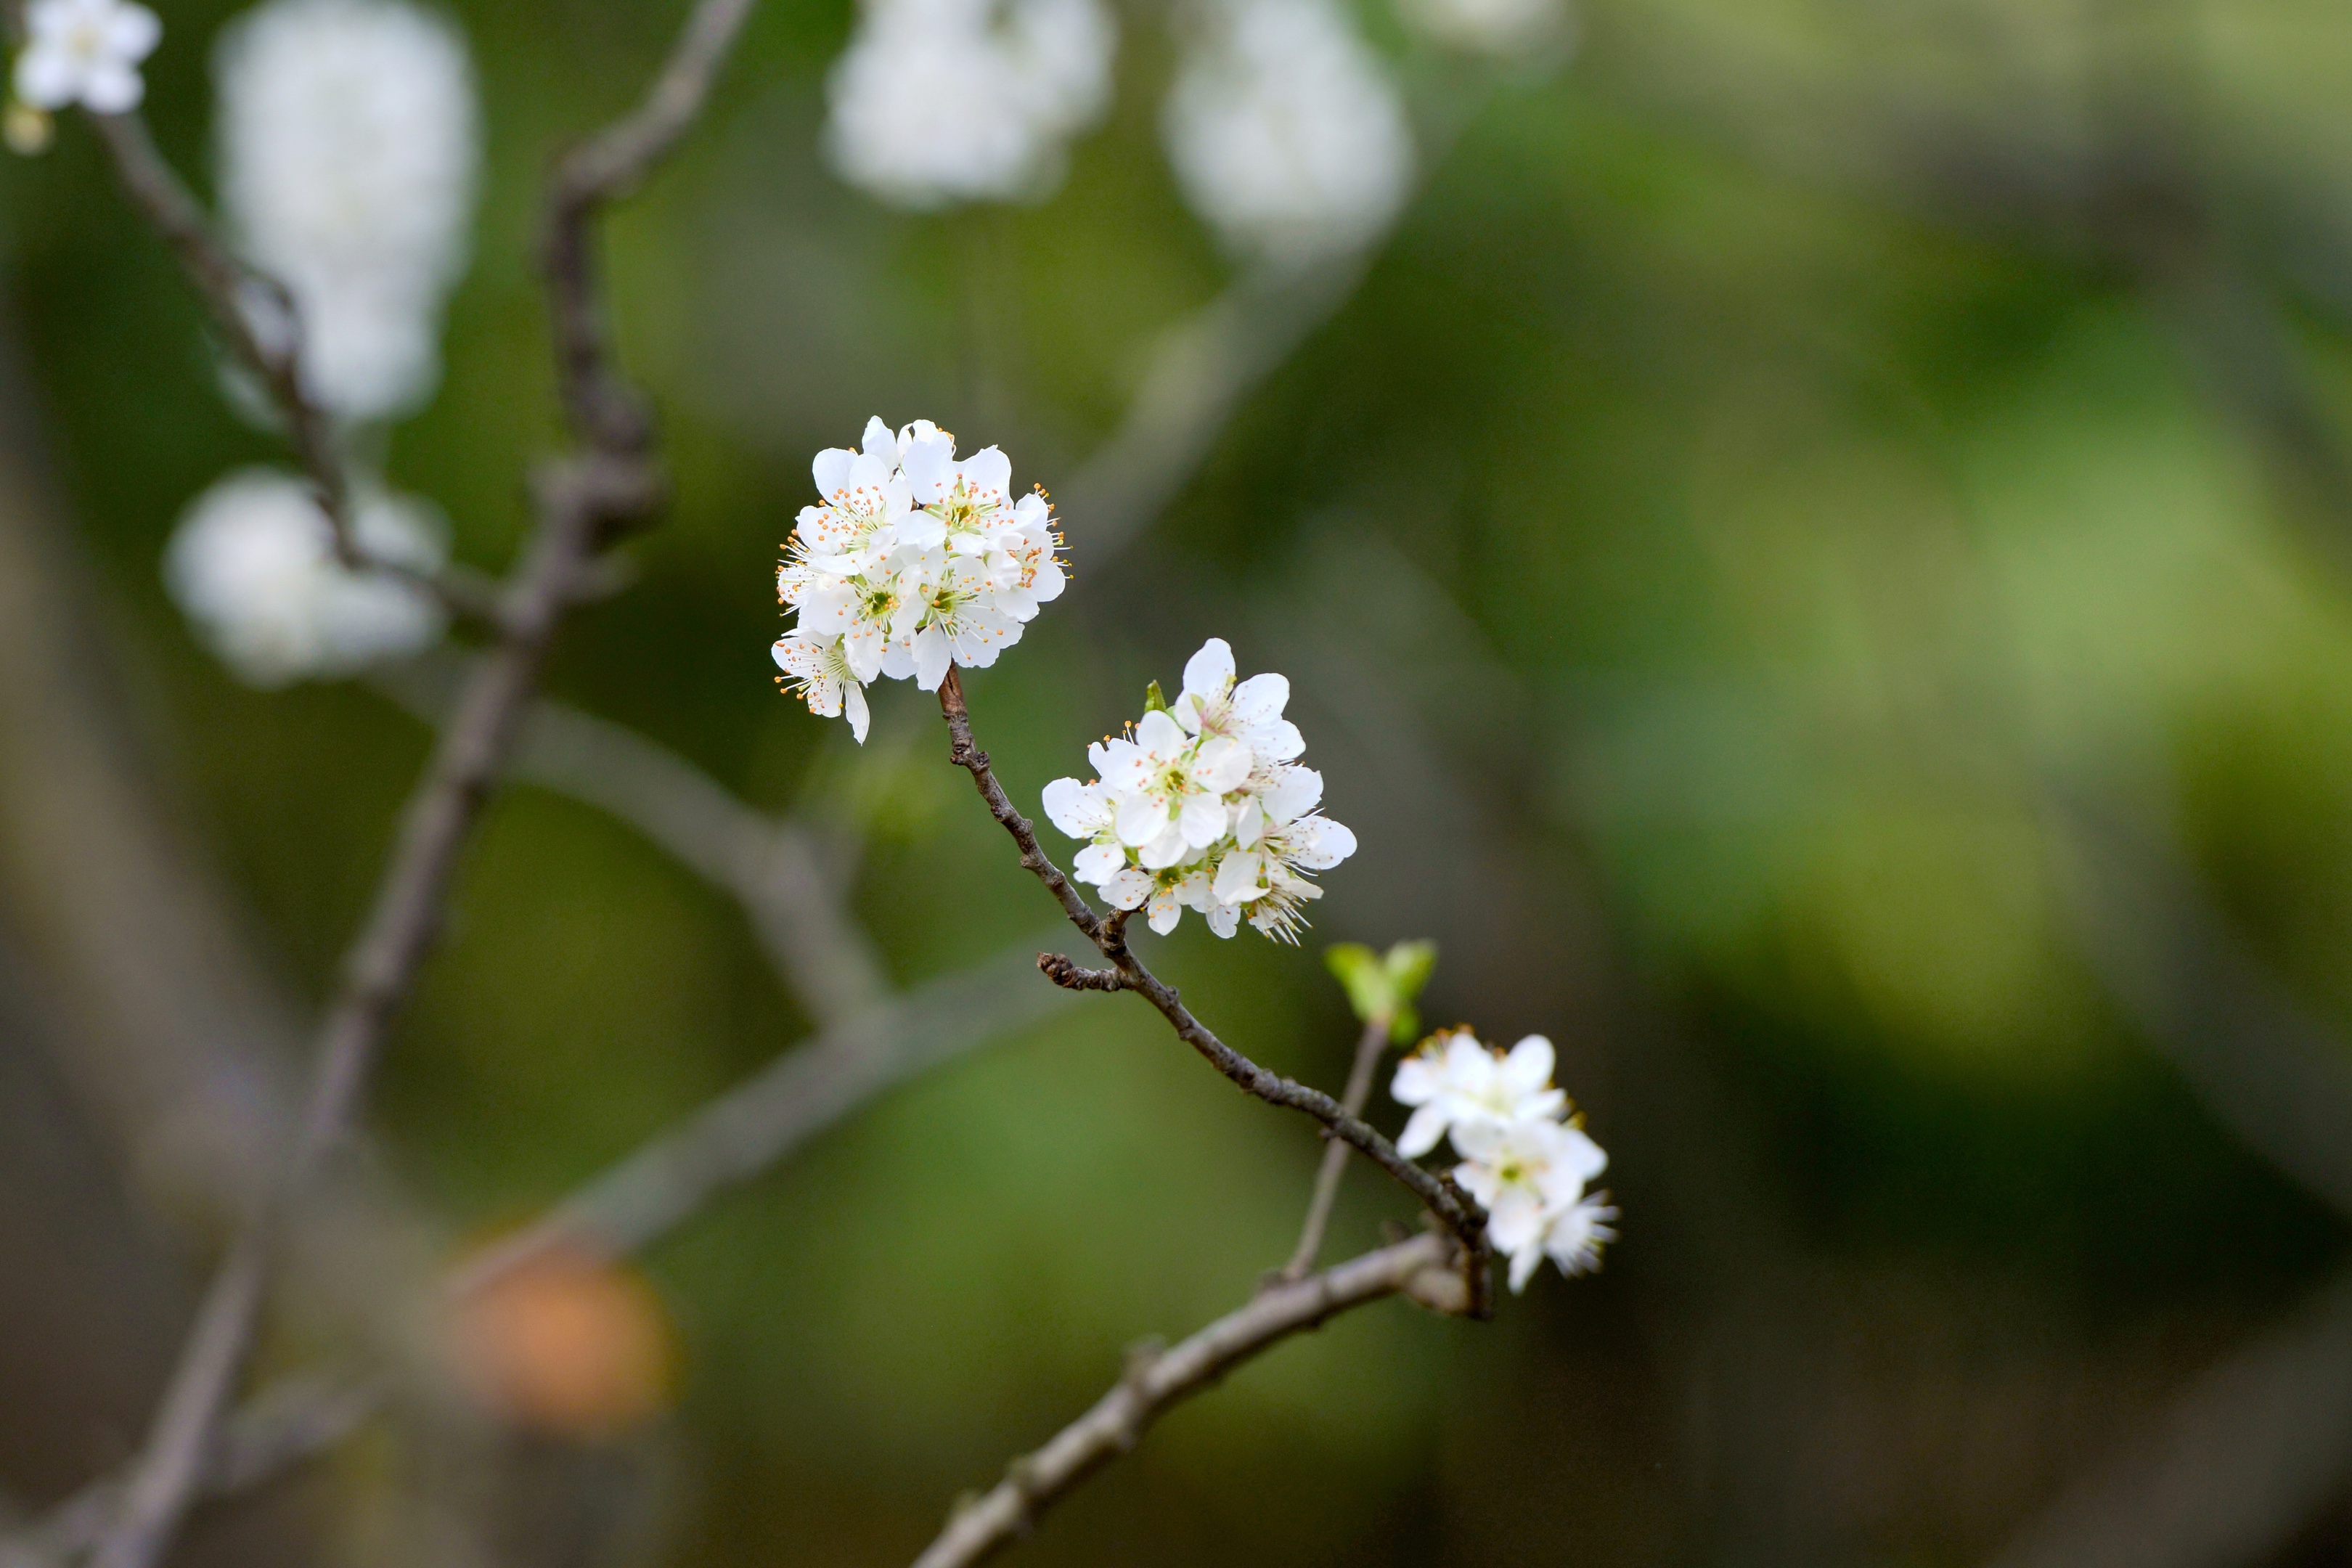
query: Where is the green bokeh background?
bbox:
[9,0,2352,1562]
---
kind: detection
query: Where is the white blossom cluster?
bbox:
[772,417,1067,742]
[165,469,448,688]
[1042,638,1357,942]
[215,0,481,422]
[1161,0,1414,266]
[1392,1029,1615,1291]
[11,0,159,115]
[160,0,479,690]
[825,0,1114,210]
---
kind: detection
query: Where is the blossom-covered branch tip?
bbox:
[1042,637,1357,942]
[774,417,1066,742]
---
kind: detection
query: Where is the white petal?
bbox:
[912,626,951,691]
[1395,1103,1449,1159]
[107,3,160,60]
[901,438,953,502]
[1191,735,1252,793]
[1487,1188,1544,1254]
[1507,1244,1544,1294]
[1115,791,1167,848]
[1138,820,1191,870]
[1134,708,1187,758]
[1073,843,1127,883]
[1501,1035,1555,1092]
[1105,867,1154,910]
[78,60,143,113]
[1042,777,1095,838]
[1291,817,1357,869]
[1391,1055,1438,1107]
[13,45,76,108]
[1253,719,1307,762]
[844,681,870,743]
[959,445,1012,497]
[1260,766,1323,825]
[1178,791,1228,849]
[1230,671,1288,721]
[813,446,855,498]
[1212,850,1264,905]
[1182,637,1235,701]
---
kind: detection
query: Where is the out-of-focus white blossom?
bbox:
[1390,1029,1566,1157]
[13,0,159,114]
[1453,1115,1608,1291]
[1042,637,1357,942]
[775,416,1066,738]
[1161,0,1413,265]
[825,0,1114,209]
[215,0,478,421]
[166,467,447,687]
[1391,1025,1612,1291]
[1395,0,1572,59]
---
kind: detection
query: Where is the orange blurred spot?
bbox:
[446,1245,674,1439]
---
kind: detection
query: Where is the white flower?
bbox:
[215,0,478,421]
[772,417,1064,738]
[1452,1115,1608,1292]
[1395,0,1573,57]
[1389,1029,1567,1158]
[1161,0,1414,266]
[1217,810,1357,943]
[166,467,446,687]
[1175,636,1302,772]
[886,550,1021,690]
[1098,708,1253,865]
[13,0,158,114]
[1043,777,1125,883]
[1540,1192,1617,1280]
[825,0,1114,210]
[772,629,872,743]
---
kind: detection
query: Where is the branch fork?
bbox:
[933,666,1492,1311]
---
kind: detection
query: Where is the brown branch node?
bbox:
[1038,952,1126,992]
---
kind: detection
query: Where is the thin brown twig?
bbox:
[908,1230,1462,1568]
[81,111,500,625]
[1278,1012,1392,1283]
[83,5,760,1564]
[933,668,1491,1312]
[544,0,757,453]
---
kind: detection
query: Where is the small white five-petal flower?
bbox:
[14,0,160,115]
